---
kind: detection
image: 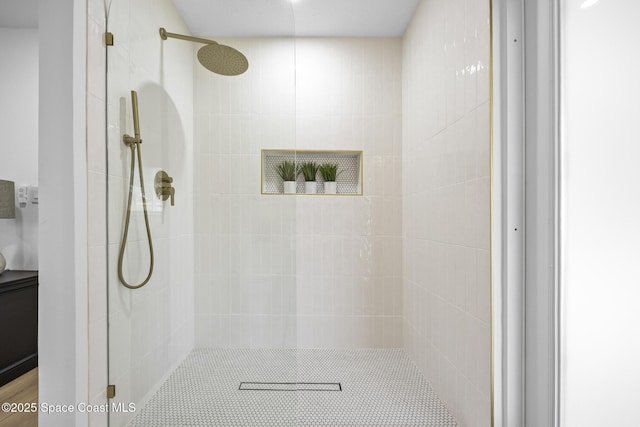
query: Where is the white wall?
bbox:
[38,0,88,425]
[103,0,195,425]
[193,37,403,349]
[0,28,38,271]
[402,0,491,425]
[561,0,640,425]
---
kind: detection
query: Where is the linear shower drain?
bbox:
[239,382,342,391]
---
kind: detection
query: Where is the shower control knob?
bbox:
[155,170,176,206]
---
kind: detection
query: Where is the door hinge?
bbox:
[105,32,114,46]
[107,384,116,399]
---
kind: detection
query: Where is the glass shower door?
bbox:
[105,1,196,425]
[105,0,298,426]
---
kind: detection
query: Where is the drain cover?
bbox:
[239,382,342,391]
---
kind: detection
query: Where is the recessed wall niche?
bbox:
[261,149,363,195]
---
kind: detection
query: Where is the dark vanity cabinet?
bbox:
[0,270,38,386]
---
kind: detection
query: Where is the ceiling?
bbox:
[0,0,37,28]
[172,0,421,38]
[0,0,419,36]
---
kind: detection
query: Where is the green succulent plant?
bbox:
[275,160,297,181]
[298,161,319,182]
[319,163,341,182]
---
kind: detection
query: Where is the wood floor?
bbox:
[0,369,38,427]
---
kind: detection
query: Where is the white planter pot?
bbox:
[305,181,317,194]
[324,181,337,194]
[283,181,297,194]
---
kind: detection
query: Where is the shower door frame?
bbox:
[492,0,561,426]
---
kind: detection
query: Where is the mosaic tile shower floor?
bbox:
[127,349,458,426]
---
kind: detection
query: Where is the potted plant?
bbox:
[319,163,340,194]
[298,161,319,194]
[276,160,298,194]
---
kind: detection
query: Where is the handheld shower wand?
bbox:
[131,89,140,139]
[118,90,154,289]
[123,90,142,145]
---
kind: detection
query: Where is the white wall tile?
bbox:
[402,0,491,425]
[194,38,402,350]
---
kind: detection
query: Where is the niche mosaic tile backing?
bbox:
[126,348,458,426]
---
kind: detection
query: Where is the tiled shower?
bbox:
[92,0,491,426]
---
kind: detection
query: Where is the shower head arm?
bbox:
[159,27,248,76]
[159,28,219,46]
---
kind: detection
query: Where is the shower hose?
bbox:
[118,91,154,289]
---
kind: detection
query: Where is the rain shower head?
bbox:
[197,44,249,77]
[159,28,249,76]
